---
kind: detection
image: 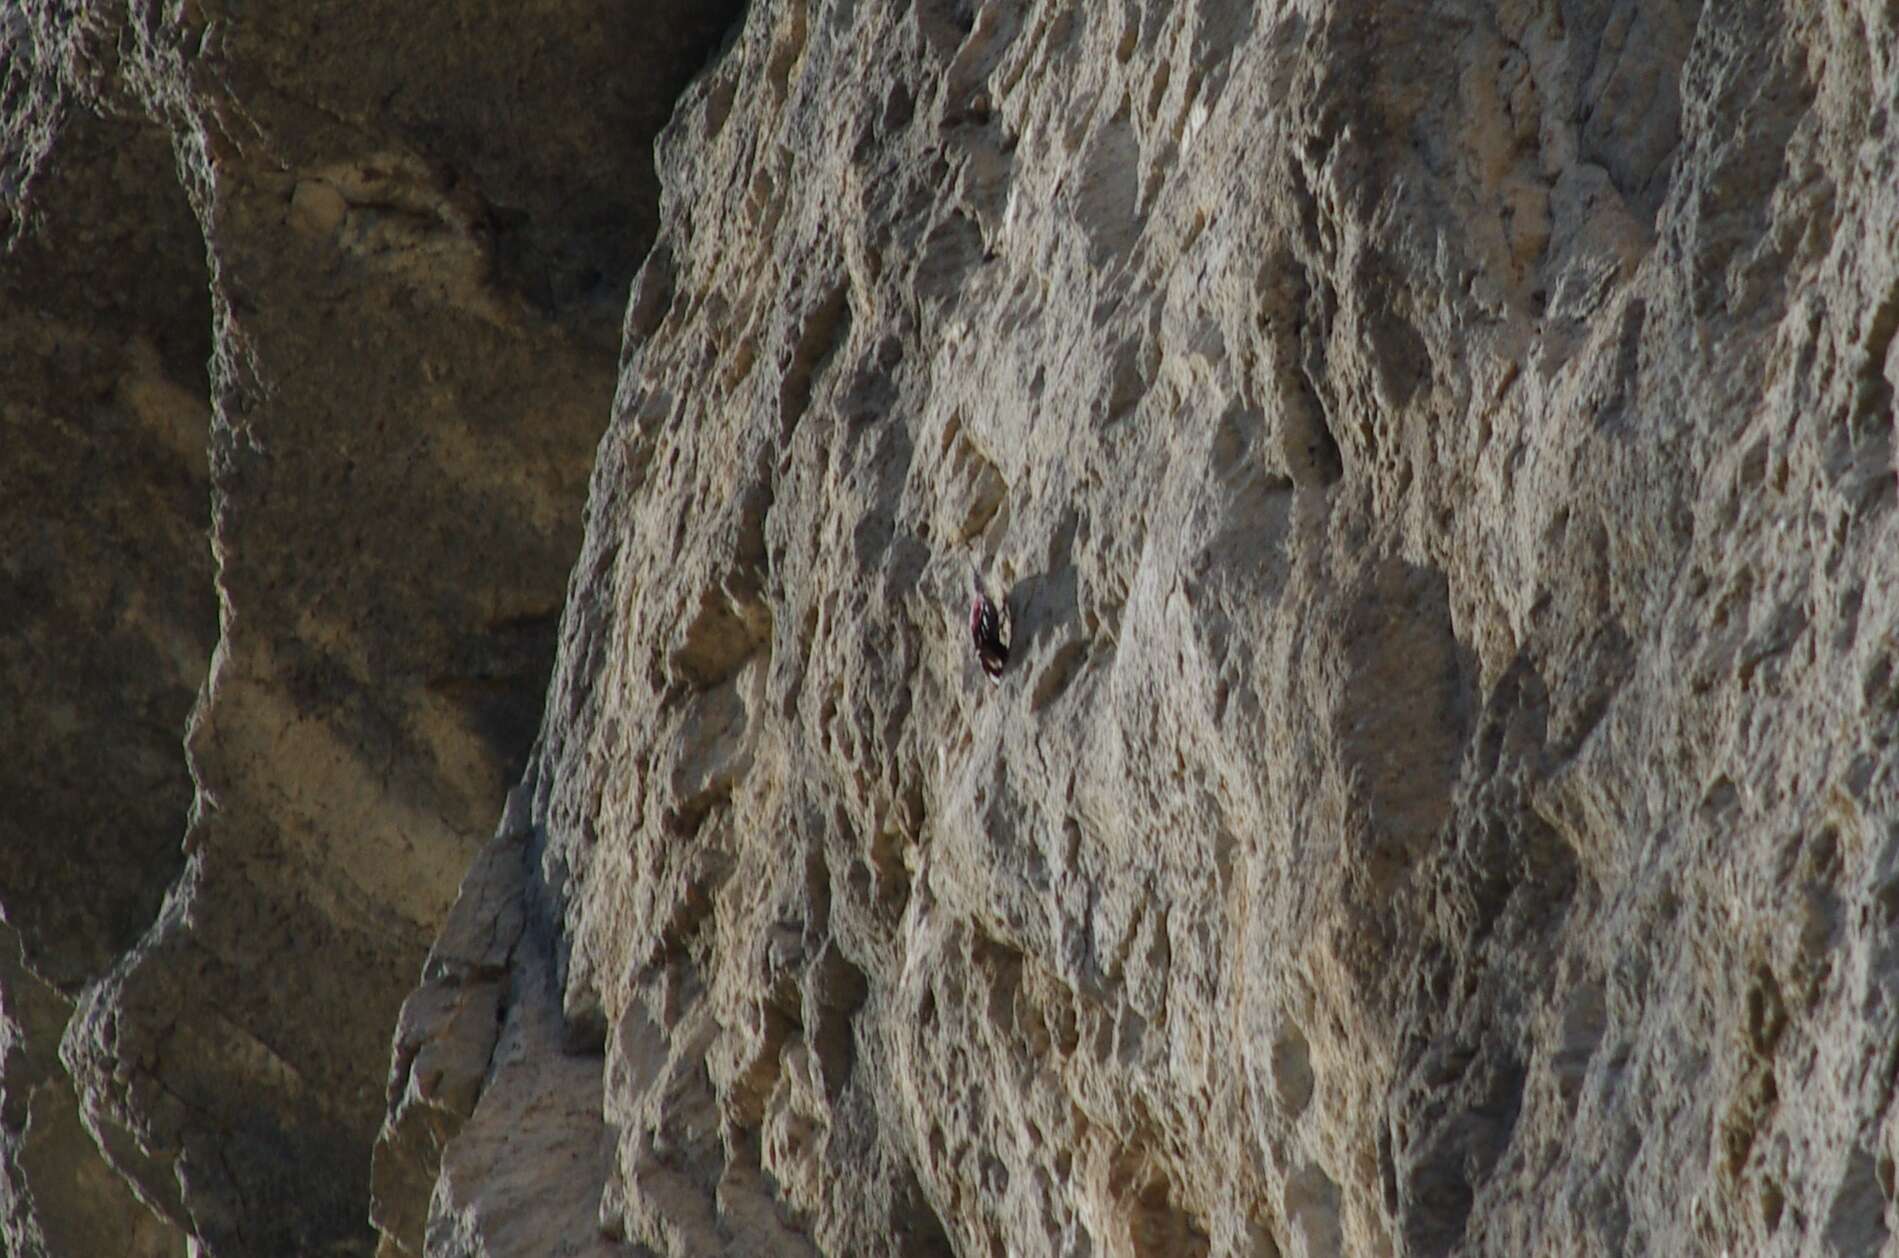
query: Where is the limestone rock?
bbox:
[408,1,1899,1256]
[0,5,215,1000]
[1,14,213,1252]
[2,0,741,1252]
[2,925,187,1258]
[7,0,1898,1255]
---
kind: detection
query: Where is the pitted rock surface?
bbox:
[6,1,1899,1256]
[412,2,1899,1256]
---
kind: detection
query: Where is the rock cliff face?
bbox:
[6,0,1899,1256]
[387,1,1899,1255]
[2,1,736,1254]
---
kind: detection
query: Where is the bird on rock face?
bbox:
[969,574,1009,684]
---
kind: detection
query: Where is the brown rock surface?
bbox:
[392,1,1899,1255]
[1,7,214,1000]
[2,13,212,1254]
[2,0,739,1254]
[8,0,1899,1255]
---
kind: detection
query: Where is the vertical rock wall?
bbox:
[388,1,1899,1256]
[7,0,1899,1255]
[2,12,215,1253]
[1,1,740,1254]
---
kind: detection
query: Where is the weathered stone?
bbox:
[0,8,214,998]
[1,926,187,1258]
[9,0,1899,1254]
[416,912,622,1258]
[1,13,216,1250]
[407,1,1899,1256]
[371,787,531,1256]
[3,0,742,1253]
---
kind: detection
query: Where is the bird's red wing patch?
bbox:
[971,594,1008,679]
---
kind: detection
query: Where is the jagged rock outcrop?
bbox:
[2,1,739,1254]
[383,1,1899,1256]
[8,0,1899,1255]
